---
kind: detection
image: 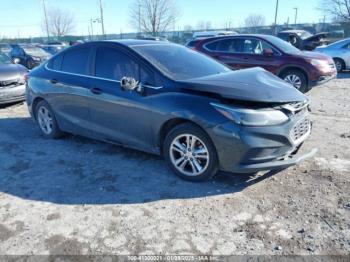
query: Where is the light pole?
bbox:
[41,0,50,41]
[274,0,279,35]
[294,7,298,26]
[90,18,101,40]
[98,0,106,39]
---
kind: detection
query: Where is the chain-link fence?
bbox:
[1,22,350,45]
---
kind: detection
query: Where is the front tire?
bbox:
[35,100,64,139]
[281,70,308,93]
[163,123,219,182]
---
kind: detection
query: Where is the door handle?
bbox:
[90,87,102,95]
[50,79,59,84]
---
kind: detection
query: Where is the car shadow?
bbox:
[337,71,350,79]
[0,117,282,205]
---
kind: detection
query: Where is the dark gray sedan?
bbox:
[26,40,316,181]
[0,52,28,105]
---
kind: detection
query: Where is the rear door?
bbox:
[45,46,93,136]
[202,38,248,70]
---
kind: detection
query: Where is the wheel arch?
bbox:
[158,118,211,155]
[333,57,346,69]
[31,97,45,120]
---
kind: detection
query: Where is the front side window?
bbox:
[61,47,91,74]
[95,47,139,80]
[95,47,153,84]
[242,38,278,55]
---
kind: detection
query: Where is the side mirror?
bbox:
[121,77,139,91]
[13,58,20,64]
[263,48,274,57]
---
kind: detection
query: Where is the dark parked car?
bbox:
[0,43,12,57]
[10,44,51,69]
[0,52,28,105]
[26,40,316,182]
[277,30,329,51]
[185,39,203,49]
[194,34,336,93]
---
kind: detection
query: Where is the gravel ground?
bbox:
[0,75,349,256]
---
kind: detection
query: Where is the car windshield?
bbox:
[0,52,12,64]
[297,31,313,40]
[132,44,231,80]
[264,35,301,54]
[23,46,49,56]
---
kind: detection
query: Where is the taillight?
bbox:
[24,74,29,83]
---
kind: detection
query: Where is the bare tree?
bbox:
[183,24,193,32]
[129,0,180,35]
[319,0,350,21]
[244,14,266,28]
[196,21,212,30]
[42,7,75,37]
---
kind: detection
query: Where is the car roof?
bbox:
[105,39,171,47]
[279,30,307,34]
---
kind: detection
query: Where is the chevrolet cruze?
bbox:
[26,40,316,182]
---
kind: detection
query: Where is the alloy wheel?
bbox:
[284,74,302,90]
[37,106,53,135]
[169,134,209,177]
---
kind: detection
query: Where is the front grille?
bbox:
[281,100,310,115]
[291,117,311,144]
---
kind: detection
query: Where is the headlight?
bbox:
[309,59,330,68]
[211,103,289,126]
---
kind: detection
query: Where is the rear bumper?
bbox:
[0,84,26,105]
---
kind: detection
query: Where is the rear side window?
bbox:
[205,39,243,53]
[48,54,63,70]
[95,47,140,81]
[61,47,90,74]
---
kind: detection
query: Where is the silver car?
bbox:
[315,38,350,72]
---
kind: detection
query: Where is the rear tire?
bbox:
[163,123,219,182]
[280,70,308,93]
[333,58,345,73]
[35,100,64,139]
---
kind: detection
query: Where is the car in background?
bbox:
[185,39,203,49]
[26,40,316,182]
[194,34,336,93]
[277,30,329,51]
[40,44,66,55]
[315,38,350,72]
[0,43,12,57]
[193,31,237,40]
[0,52,28,105]
[10,44,51,69]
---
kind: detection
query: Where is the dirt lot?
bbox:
[0,75,349,256]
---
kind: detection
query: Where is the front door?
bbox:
[88,45,155,151]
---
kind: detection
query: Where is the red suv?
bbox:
[194,35,337,93]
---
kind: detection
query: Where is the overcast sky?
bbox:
[0,0,323,38]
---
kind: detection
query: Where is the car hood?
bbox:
[294,50,332,61]
[0,63,27,81]
[179,67,307,103]
[305,32,329,42]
